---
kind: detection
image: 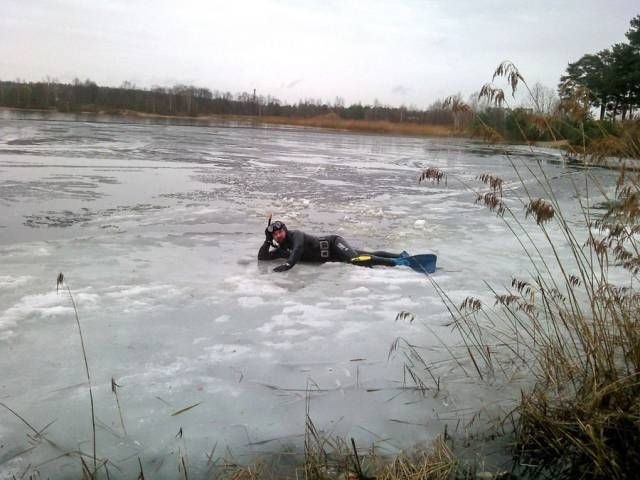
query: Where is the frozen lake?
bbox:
[0,111,616,478]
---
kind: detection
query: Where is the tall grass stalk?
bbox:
[56,273,97,477]
[111,377,127,436]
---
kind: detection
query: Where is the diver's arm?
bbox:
[273,262,292,272]
[258,242,289,261]
[283,232,304,268]
[273,232,303,272]
[258,240,273,260]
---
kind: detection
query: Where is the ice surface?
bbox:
[0,111,618,478]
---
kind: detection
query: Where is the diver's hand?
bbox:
[273,263,292,272]
[264,227,272,244]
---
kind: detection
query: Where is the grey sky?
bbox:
[1,0,637,108]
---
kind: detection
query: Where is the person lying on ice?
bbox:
[258,219,406,273]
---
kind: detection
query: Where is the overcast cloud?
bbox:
[0,0,637,108]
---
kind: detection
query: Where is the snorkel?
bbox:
[266,213,277,247]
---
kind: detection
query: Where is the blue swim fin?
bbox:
[394,253,437,274]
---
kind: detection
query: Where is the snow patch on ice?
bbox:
[223,275,287,295]
[315,179,354,186]
[192,207,221,216]
[257,305,336,334]
[0,275,33,288]
[248,160,279,168]
[73,292,101,307]
[335,321,369,338]
[261,340,294,350]
[202,344,252,361]
[381,297,420,308]
[237,296,265,308]
[214,314,231,323]
[0,292,73,332]
[344,303,374,312]
[2,244,51,258]
[344,286,371,295]
[280,328,311,337]
[105,284,182,299]
[355,271,424,287]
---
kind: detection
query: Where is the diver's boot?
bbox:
[350,254,397,268]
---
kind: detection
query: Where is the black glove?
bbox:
[264,228,272,244]
[273,263,292,272]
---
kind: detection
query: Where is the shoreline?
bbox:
[3,106,636,169]
[1,106,460,138]
[0,106,578,146]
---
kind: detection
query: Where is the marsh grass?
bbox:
[199,385,464,480]
[193,391,462,480]
[255,114,458,137]
[111,377,127,436]
[410,61,640,479]
[57,272,98,477]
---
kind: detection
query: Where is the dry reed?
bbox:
[257,114,457,137]
[57,273,97,477]
[412,61,640,479]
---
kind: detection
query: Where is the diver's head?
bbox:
[267,220,287,243]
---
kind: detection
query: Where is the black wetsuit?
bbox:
[258,230,400,269]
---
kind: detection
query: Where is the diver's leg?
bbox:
[334,238,398,267]
[351,254,397,267]
[356,249,402,258]
[331,236,359,262]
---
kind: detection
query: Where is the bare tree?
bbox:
[527,82,559,115]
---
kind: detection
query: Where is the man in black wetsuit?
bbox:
[258,220,403,272]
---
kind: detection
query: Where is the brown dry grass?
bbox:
[375,436,457,480]
[411,61,640,480]
[255,113,458,137]
[418,153,640,480]
[119,109,458,137]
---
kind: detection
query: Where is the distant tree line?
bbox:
[0,78,455,126]
[560,15,640,121]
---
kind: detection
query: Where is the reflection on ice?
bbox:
[0,112,618,478]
